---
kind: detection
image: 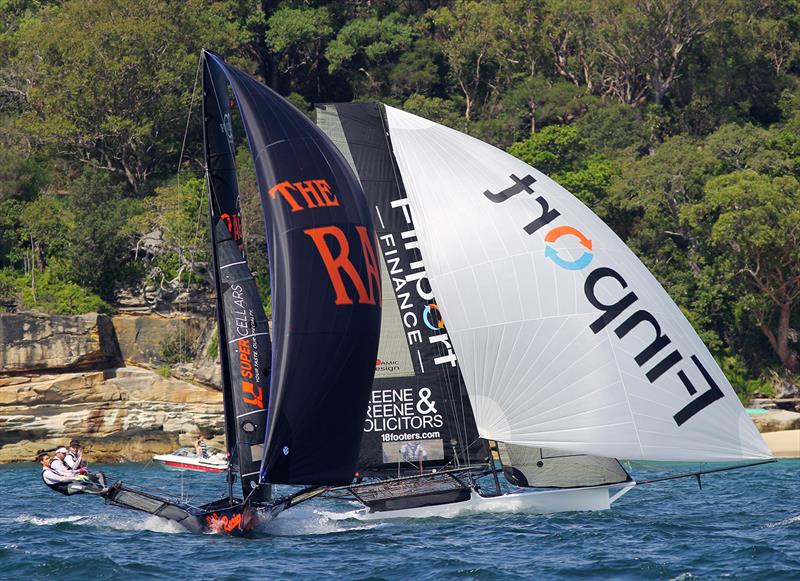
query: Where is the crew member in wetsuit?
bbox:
[37,452,102,496]
[64,440,106,488]
[50,447,71,474]
[64,440,86,471]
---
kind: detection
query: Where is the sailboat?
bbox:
[102,51,382,534]
[312,102,773,519]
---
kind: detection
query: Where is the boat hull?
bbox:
[103,483,262,535]
[332,483,636,521]
[152,453,228,473]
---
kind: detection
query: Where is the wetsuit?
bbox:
[41,466,78,496]
[64,451,106,487]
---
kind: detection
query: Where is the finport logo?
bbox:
[483,173,725,427]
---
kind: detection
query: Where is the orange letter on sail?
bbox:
[304,226,374,305]
[268,181,304,212]
[356,226,381,307]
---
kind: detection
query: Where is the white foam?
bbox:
[258,504,383,536]
[14,511,188,534]
[766,514,800,528]
[14,514,85,526]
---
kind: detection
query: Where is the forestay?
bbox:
[383,105,771,462]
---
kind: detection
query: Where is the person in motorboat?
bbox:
[64,440,107,488]
[195,435,209,459]
[37,452,106,496]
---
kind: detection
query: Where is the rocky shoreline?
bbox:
[0,310,225,463]
[1,310,798,463]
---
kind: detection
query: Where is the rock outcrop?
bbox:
[0,312,120,372]
[751,409,800,433]
[0,367,223,463]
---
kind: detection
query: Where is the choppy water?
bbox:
[2,460,798,579]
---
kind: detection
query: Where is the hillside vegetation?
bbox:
[1,0,798,398]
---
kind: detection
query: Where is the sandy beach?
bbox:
[761,430,800,458]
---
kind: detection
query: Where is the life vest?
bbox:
[41,467,72,496]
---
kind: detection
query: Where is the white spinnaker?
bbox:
[384,105,771,462]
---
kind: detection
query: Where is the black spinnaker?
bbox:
[204,53,382,487]
[102,52,382,534]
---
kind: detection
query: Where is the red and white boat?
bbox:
[152,447,228,473]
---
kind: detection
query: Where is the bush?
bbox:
[8,265,111,315]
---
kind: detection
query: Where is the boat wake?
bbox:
[257,504,383,536]
[14,512,188,534]
[766,514,800,528]
[14,514,85,526]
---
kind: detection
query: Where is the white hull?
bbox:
[329,483,636,521]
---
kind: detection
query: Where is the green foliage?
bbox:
[68,169,146,298]
[206,328,218,360]
[508,125,617,207]
[156,365,171,378]
[0,0,798,393]
[18,264,111,314]
[158,330,193,365]
[11,0,239,193]
[327,13,413,96]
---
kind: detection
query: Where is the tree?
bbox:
[428,1,510,121]
[685,170,800,372]
[67,169,144,298]
[508,125,618,207]
[266,5,334,99]
[10,0,238,193]
[326,13,413,98]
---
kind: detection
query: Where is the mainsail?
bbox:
[316,103,487,473]
[203,52,382,487]
[381,106,772,463]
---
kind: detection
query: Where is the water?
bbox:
[2,460,798,579]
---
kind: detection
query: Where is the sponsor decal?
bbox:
[376,197,457,369]
[220,212,243,242]
[268,178,340,212]
[305,225,381,306]
[375,358,401,373]
[229,283,265,411]
[205,510,246,533]
[484,174,725,426]
[422,303,444,331]
[364,386,444,434]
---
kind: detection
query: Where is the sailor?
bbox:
[50,447,72,474]
[37,452,103,496]
[64,440,87,471]
[64,440,107,488]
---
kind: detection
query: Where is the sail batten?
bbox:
[383,105,771,463]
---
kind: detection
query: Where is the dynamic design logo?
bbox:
[484,174,724,427]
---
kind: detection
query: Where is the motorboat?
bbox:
[152,447,228,473]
